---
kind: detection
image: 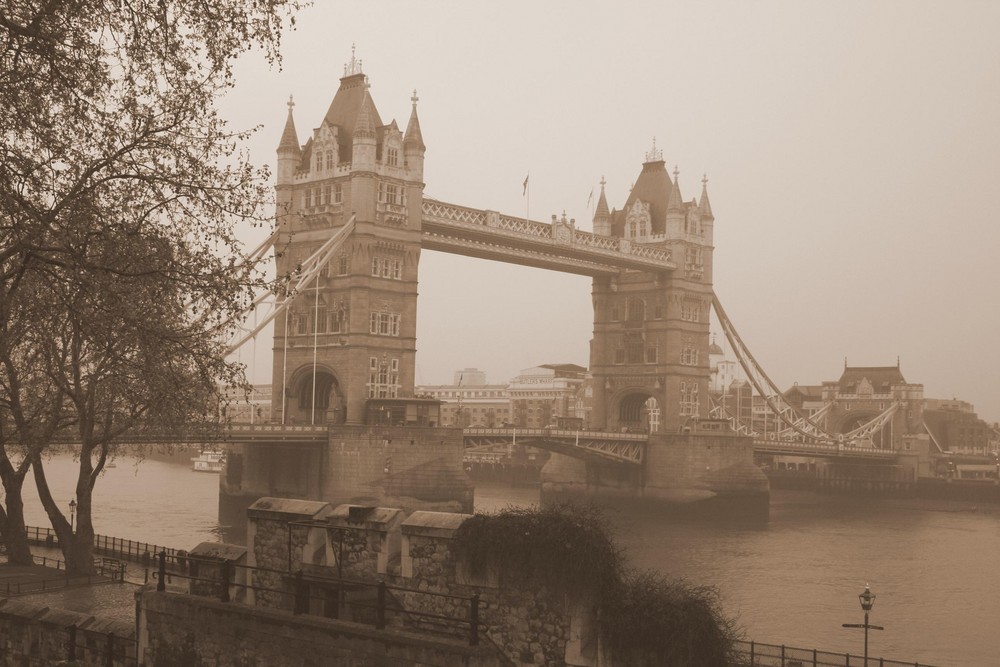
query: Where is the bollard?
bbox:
[156,551,166,592]
[469,593,480,646]
[750,641,755,664]
[376,581,386,629]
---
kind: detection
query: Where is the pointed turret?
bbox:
[352,87,377,171]
[699,174,714,221]
[404,90,425,151]
[276,95,300,186]
[593,176,611,236]
[403,89,425,180]
[667,165,684,211]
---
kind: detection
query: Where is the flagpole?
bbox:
[525,172,530,224]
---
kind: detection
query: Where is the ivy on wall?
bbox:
[454,504,744,666]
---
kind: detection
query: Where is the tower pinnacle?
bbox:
[645,137,663,163]
[699,173,714,220]
[344,43,364,77]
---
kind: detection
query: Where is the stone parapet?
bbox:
[326,504,405,576]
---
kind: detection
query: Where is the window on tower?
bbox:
[387,147,399,166]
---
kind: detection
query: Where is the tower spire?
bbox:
[404,88,425,150]
[667,165,683,210]
[277,94,300,152]
[699,173,714,220]
[592,175,611,236]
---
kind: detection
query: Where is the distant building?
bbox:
[708,337,738,393]
[508,364,587,429]
[923,400,995,456]
[224,384,272,424]
[416,369,509,427]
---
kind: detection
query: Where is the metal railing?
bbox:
[150,551,484,646]
[25,525,182,566]
[733,639,938,667]
[1,554,125,596]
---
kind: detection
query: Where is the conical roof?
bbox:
[320,73,384,162]
[667,167,684,211]
[594,177,610,220]
[277,97,300,153]
[700,175,714,220]
[621,160,671,234]
[404,91,425,150]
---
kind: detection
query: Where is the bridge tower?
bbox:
[589,143,715,432]
[271,53,426,425]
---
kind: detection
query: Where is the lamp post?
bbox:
[842,584,884,665]
[68,499,77,532]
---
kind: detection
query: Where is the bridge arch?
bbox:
[613,389,662,433]
[834,411,890,448]
[287,364,345,425]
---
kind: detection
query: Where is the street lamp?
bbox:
[842,584,884,666]
[68,499,77,532]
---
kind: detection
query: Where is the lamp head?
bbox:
[859,584,876,612]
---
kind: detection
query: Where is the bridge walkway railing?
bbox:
[733,639,937,667]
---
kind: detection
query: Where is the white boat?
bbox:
[191,450,225,473]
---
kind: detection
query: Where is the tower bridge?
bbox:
[218,54,911,521]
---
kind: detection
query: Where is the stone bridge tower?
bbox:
[271,54,426,425]
[589,143,714,433]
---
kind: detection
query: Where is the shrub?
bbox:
[453,504,743,665]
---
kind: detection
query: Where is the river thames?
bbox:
[20,453,998,666]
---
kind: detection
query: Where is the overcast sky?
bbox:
[220,1,1000,422]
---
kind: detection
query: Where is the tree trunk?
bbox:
[31,455,95,575]
[1,478,34,565]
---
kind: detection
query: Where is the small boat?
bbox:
[191,449,225,473]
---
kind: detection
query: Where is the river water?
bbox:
[18,454,997,666]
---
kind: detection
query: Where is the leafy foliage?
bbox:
[0,0,302,571]
[455,504,622,597]
[601,571,743,666]
[453,505,743,666]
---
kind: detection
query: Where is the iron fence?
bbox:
[25,524,182,566]
[1,553,125,596]
[733,639,938,667]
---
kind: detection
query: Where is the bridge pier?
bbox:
[220,426,473,539]
[540,430,769,519]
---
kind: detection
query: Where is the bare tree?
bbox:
[0,1,301,571]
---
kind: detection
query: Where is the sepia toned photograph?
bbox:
[1,1,997,665]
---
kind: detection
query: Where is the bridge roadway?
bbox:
[48,424,900,463]
[462,428,899,464]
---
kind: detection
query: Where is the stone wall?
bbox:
[0,598,135,666]
[247,503,596,666]
[137,590,505,667]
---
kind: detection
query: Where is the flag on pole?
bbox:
[522,173,529,196]
[587,187,594,207]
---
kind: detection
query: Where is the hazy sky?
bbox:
[220,1,1000,422]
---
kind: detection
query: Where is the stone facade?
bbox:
[271,55,426,427]
[589,151,715,434]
